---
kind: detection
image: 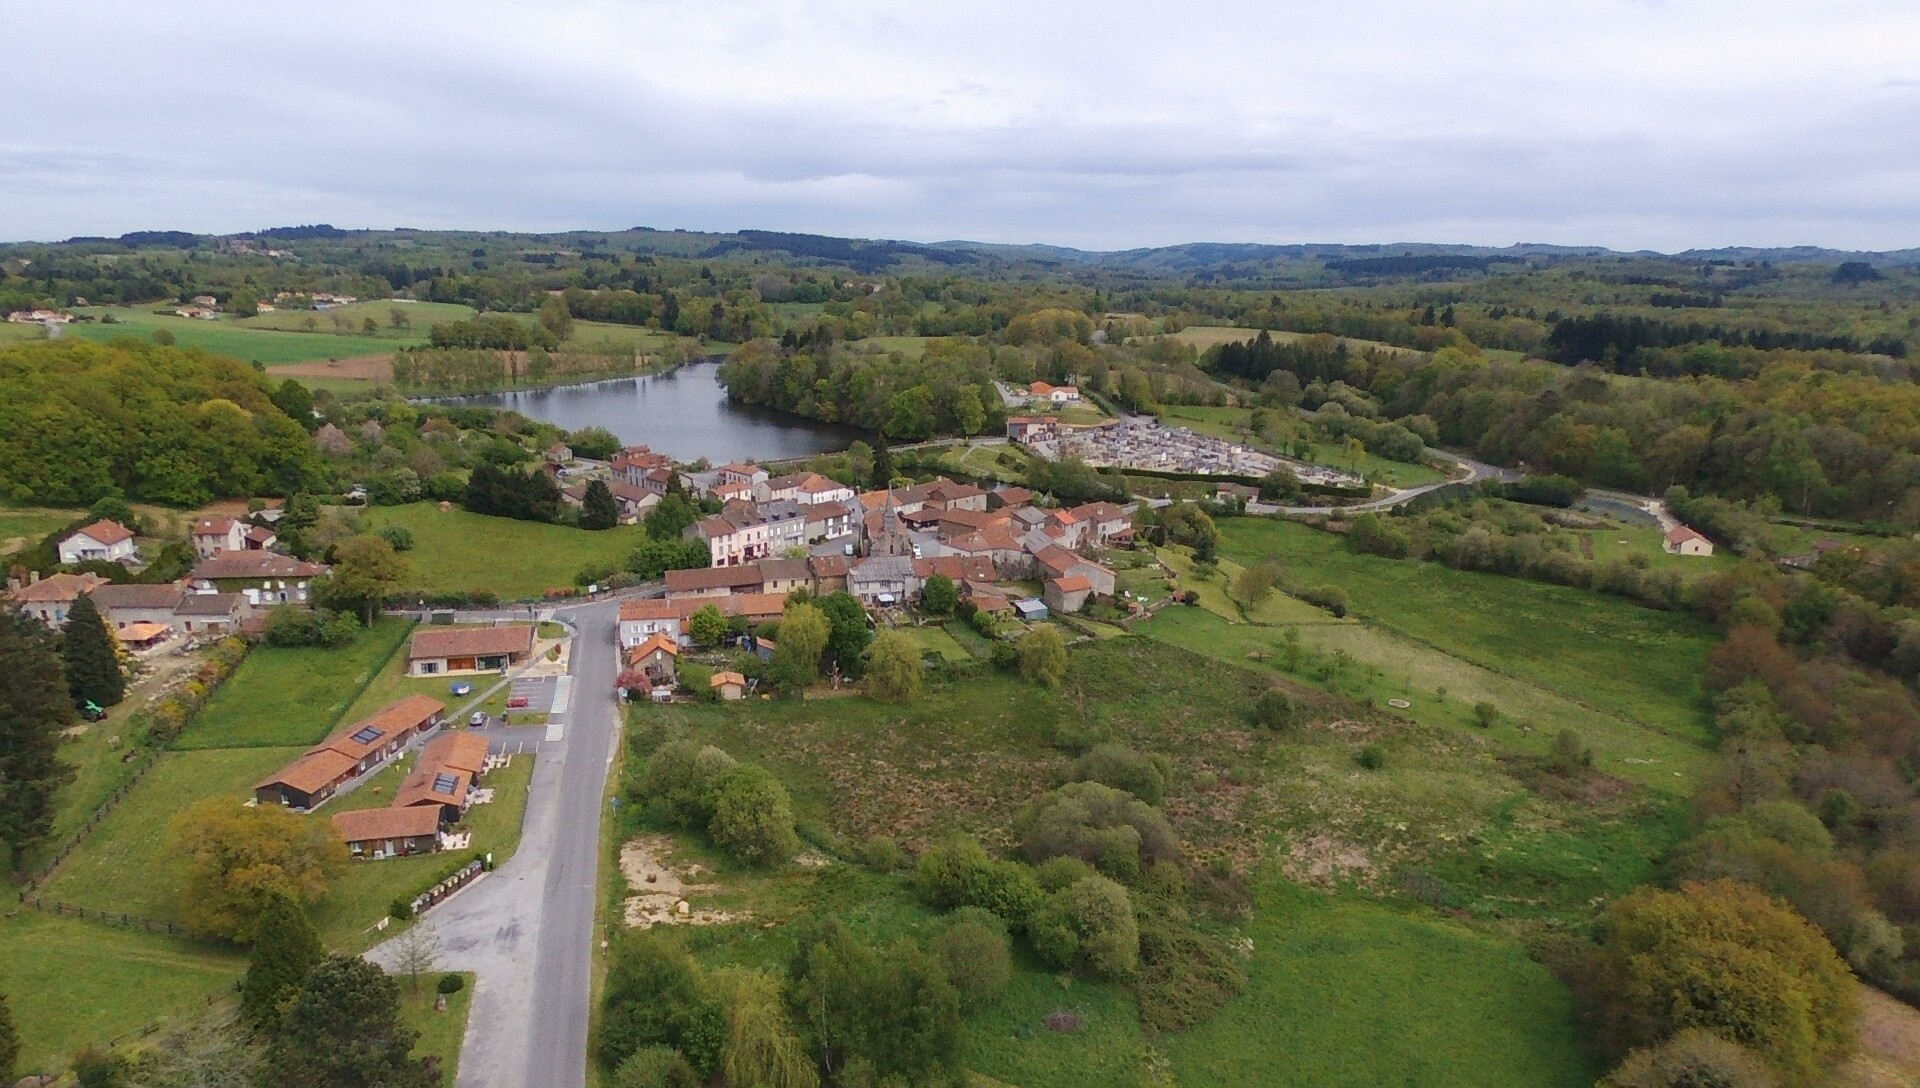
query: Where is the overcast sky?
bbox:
[7,0,1917,251]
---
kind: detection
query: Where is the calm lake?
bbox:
[432,361,857,464]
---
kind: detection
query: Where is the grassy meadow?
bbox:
[361,502,650,599]
[402,972,474,1083]
[1162,885,1597,1088]
[237,300,474,337]
[0,913,243,1075]
[68,306,399,364]
[614,632,1682,1087]
[1214,518,1719,744]
[174,617,415,750]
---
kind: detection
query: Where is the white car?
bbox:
[468,711,487,727]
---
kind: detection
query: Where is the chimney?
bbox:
[29,570,40,584]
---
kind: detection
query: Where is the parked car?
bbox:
[469,711,487,727]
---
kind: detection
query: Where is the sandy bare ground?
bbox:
[1838,986,1920,1087]
[268,353,393,382]
[619,834,742,928]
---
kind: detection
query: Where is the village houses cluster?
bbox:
[4,508,328,647]
[613,451,1134,676]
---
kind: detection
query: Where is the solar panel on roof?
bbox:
[432,773,458,795]
[350,726,383,744]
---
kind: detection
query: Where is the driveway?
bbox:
[368,597,624,1088]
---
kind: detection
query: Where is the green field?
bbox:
[1162,885,1597,1088]
[889,623,976,662]
[175,618,415,750]
[68,307,400,364]
[1169,325,1421,358]
[360,503,650,600]
[237,300,475,338]
[0,505,80,553]
[43,746,308,921]
[1216,518,1718,744]
[619,634,1652,1085]
[1585,523,1740,577]
[0,913,243,1074]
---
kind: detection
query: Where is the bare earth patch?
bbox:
[268,354,393,382]
[1283,833,1379,886]
[619,834,742,929]
[1837,986,1920,1088]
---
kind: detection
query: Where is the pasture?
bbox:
[0,913,242,1075]
[620,633,1643,1084]
[1215,518,1719,744]
[359,503,650,600]
[238,300,475,338]
[173,617,415,750]
[68,306,399,365]
[1161,885,1597,1088]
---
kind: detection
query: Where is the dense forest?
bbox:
[0,340,317,505]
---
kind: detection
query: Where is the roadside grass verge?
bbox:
[174,617,414,750]
[402,971,474,1084]
[41,747,307,921]
[1216,518,1718,744]
[359,503,649,600]
[1161,883,1598,1088]
[0,912,242,1074]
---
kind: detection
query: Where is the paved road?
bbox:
[369,597,624,1088]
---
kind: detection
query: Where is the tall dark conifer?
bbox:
[242,895,324,1033]
[0,610,75,858]
[581,479,619,530]
[61,593,124,708]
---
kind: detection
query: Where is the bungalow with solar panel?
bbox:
[394,732,492,825]
[253,695,447,810]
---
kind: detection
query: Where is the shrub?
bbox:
[600,936,727,1076]
[1133,906,1249,1033]
[933,912,1012,1010]
[1472,701,1499,728]
[1582,880,1858,1086]
[1249,686,1299,732]
[436,973,466,995]
[1599,1029,1779,1088]
[706,764,800,866]
[1355,744,1386,770]
[636,741,738,827]
[1029,875,1140,977]
[859,836,908,873]
[1069,744,1172,805]
[914,836,1043,925]
[1298,584,1347,617]
[1017,626,1069,687]
[1549,728,1593,775]
[1017,781,1182,882]
[388,897,414,921]
[1033,856,1097,892]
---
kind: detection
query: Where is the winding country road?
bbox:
[368,596,625,1088]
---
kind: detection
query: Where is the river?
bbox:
[429,361,858,464]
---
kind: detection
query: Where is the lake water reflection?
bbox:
[430,361,857,463]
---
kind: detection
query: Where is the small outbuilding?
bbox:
[1663,525,1714,557]
[710,670,748,701]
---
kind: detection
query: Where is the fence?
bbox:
[409,858,486,918]
[19,892,205,939]
[21,746,163,891]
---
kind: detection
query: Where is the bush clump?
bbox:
[914,836,1044,925]
[436,973,466,995]
[1069,744,1172,805]
[1017,781,1182,882]
[1029,874,1140,978]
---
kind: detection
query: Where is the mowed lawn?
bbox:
[402,973,474,1083]
[361,503,649,600]
[43,746,306,921]
[174,617,415,750]
[1216,518,1718,743]
[1163,885,1597,1088]
[0,912,243,1074]
[68,307,399,364]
